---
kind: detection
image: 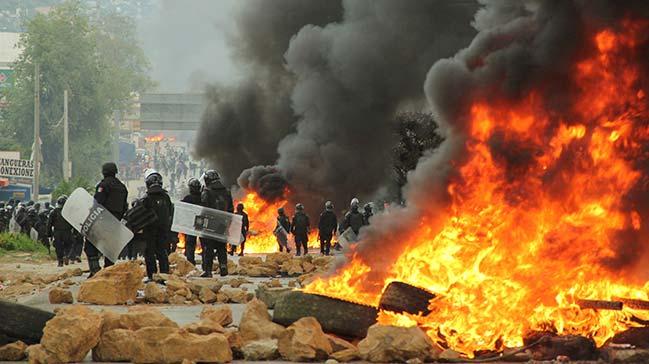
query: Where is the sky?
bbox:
[137,0,242,92]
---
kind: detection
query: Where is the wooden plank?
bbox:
[613,297,649,310]
[576,299,623,311]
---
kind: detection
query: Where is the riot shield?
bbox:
[62,188,134,263]
[337,227,358,248]
[8,218,19,233]
[30,227,38,242]
[273,225,289,248]
[171,201,243,245]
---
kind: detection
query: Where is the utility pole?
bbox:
[113,110,120,163]
[63,89,70,181]
[32,63,40,200]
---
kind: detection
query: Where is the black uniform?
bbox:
[181,191,202,265]
[35,209,50,254]
[47,207,73,265]
[318,210,337,255]
[231,210,249,256]
[201,180,233,276]
[342,207,364,235]
[363,208,373,226]
[139,185,173,280]
[86,175,128,272]
[291,211,310,256]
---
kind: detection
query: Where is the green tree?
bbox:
[1,0,152,186]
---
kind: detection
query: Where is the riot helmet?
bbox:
[145,170,163,188]
[203,170,221,186]
[188,178,202,194]
[325,201,334,211]
[57,195,68,207]
[295,203,304,211]
[102,162,118,177]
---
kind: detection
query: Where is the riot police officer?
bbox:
[86,162,128,276]
[342,198,364,235]
[231,203,249,256]
[291,203,310,256]
[318,201,338,256]
[275,207,291,253]
[363,202,374,226]
[47,195,73,267]
[181,178,202,265]
[137,170,173,280]
[200,170,233,277]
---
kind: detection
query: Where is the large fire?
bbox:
[305,21,649,355]
[233,192,320,254]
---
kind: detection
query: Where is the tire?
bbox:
[273,291,377,338]
[0,300,54,344]
[378,281,436,315]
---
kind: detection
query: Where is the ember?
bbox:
[305,18,649,356]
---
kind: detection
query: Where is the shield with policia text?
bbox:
[171,201,244,245]
[62,188,134,262]
[337,227,358,248]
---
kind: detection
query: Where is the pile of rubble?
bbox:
[47,254,333,306]
[0,268,83,300]
[0,298,445,363]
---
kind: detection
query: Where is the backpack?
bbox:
[144,192,172,230]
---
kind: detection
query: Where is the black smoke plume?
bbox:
[234,0,477,215]
[194,0,343,186]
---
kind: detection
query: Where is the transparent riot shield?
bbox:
[30,227,39,242]
[62,188,134,263]
[273,225,289,249]
[337,227,358,248]
[8,218,19,233]
[171,201,243,245]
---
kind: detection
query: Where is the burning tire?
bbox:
[378,281,435,315]
[273,290,377,338]
[0,300,54,344]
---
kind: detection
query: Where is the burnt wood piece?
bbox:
[523,333,598,361]
[607,327,649,349]
[378,281,436,315]
[613,297,649,310]
[0,300,54,344]
[273,290,377,338]
[577,299,623,311]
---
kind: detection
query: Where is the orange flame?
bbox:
[176,232,202,255]
[305,21,649,355]
[234,191,321,254]
[145,133,175,143]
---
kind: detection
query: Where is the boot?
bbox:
[57,260,63,267]
[219,263,228,277]
[88,257,101,278]
[64,257,69,265]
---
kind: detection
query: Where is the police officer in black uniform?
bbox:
[342,198,364,235]
[47,195,73,267]
[318,201,337,256]
[275,207,291,253]
[200,170,233,277]
[137,170,173,281]
[291,203,310,256]
[231,203,249,256]
[181,178,202,265]
[86,162,129,276]
[363,202,374,226]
